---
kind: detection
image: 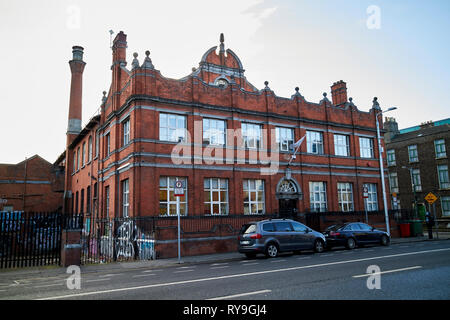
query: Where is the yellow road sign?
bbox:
[424,192,438,204]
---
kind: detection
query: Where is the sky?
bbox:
[0,0,449,164]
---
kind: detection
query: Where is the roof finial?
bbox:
[131,52,139,70]
[141,50,154,69]
[219,33,225,54]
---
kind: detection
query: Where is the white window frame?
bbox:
[337,182,354,212]
[159,176,188,216]
[334,134,350,157]
[435,139,446,159]
[307,131,324,154]
[408,145,418,163]
[82,142,86,166]
[204,178,229,215]
[105,186,110,217]
[441,197,450,217]
[363,183,378,211]
[241,123,262,149]
[387,149,396,166]
[95,131,100,158]
[88,136,93,162]
[276,127,294,152]
[309,181,327,212]
[159,113,186,142]
[437,165,449,189]
[123,118,130,146]
[122,179,129,218]
[388,172,399,193]
[411,169,422,192]
[203,118,226,146]
[243,179,265,215]
[359,137,374,158]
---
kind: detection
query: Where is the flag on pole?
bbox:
[292,135,306,150]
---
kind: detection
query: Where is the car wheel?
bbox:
[265,243,278,258]
[346,237,356,250]
[380,235,390,246]
[245,253,256,259]
[314,239,325,253]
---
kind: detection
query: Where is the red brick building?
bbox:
[0,155,64,212]
[63,31,390,224]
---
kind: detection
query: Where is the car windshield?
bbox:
[241,224,257,234]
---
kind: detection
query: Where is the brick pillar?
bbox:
[61,229,82,267]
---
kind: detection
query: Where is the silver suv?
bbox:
[238,219,326,258]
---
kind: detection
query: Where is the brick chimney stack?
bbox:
[67,46,86,143]
[330,80,348,106]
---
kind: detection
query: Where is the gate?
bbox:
[0,211,69,269]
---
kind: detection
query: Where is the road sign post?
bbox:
[174,181,184,264]
[363,187,369,224]
[424,192,439,240]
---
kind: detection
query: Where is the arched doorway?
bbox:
[276,177,303,218]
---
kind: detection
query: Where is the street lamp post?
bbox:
[373,99,397,236]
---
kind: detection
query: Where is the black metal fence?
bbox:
[0,212,81,269]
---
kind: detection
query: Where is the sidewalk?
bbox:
[1,232,449,280]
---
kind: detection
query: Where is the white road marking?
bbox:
[133,274,156,278]
[270,259,286,263]
[207,289,271,300]
[352,266,422,278]
[85,278,111,283]
[297,257,311,260]
[243,262,259,266]
[37,247,450,300]
[211,263,229,266]
[321,254,334,257]
[33,283,63,289]
[176,266,195,269]
[143,269,162,273]
[99,274,119,278]
[174,270,194,273]
[210,266,229,270]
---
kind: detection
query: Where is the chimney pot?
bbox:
[72,46,84,61]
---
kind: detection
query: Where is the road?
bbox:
[1,241,449,300]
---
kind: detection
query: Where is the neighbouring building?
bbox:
[60,32,394,257]
[384,117,450,228]
[0,155,64,212]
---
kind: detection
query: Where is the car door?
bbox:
[358,223,378,243]
[348,223,365,243]
[291,221,314,250]
[273,221,294,251]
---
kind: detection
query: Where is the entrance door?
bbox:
[279,199,298,219]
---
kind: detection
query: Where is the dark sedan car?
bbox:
[323,222,390,250]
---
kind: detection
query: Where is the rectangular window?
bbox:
[95,131,100,158]
[337,182,353,212]
[123,118,130,146]
[80,189,84,214]
[88,136,93,162]
[159,113,186,142]
[105,186,110,217]
[441,197,450,217]
[411,169,422,192]
[77,147,80,170]
[122,179,129,218]
[243,179,265,215]
[106,133,111,157]
[363,183,378,211]
[203,118,226,146]
[73,152,76,173]
[75,191,79,214]
[388,172,399,193]
[437,165,449,189]
[242,123,262,149]
[435,139,446,158]
[159,177,187,216]
[334,134,350,157]
[86,186,91,214]
[359,137,374,158]
[204,178,228,215]
[408,145,418,163]
[309,182,327,212]
[307,131,324,154]
[276,127,294,152]
[387,149,396,166]
[82,142,86,166]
